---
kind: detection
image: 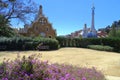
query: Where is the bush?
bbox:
[0,37,59,51]
[56,36,67,47]
[56,37,120,52]
[0,54,106,80]
[34,38,59,50]
[0,37,33,50]
[87,45,114,51]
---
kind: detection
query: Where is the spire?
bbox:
[35,5,44,21]
[82,24,88,38]
[91,4,96,32]
[39,5,43,16]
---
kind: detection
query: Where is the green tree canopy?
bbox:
[0,0,38,37]
[109,23,116,37]
[109,22,120,38]
[0,15,16,37]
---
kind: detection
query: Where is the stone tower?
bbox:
[82,5,97,38]
[91,5,96,32]
[35,5,44,21]
[82,24,88,38]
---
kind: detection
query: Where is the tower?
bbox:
[82,24,88,38]
[35,5,44,21]
[86,4,97,38]
[91,5,96,32]
[39,5,44,17]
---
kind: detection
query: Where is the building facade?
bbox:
[19,5,56,38]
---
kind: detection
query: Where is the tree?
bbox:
[116,30,120,38]
[0,0,38,37]
[109,23,116,37]
[0,15,16,37]
[105,25,111,34]
[0,0,38,24]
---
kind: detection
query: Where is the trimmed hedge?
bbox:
[0,37,59,51]
[87,45,114,51]
[1,36,120,52]
[56,36,120,52]
[87,38,120,52]
[34,38,59,50]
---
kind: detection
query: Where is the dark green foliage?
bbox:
[56,37,97,48]
[0,26,16,37]
[56,36,120,52]
[87,45,114,51]
[56,36,67,47]
[109,23,117,37]
[35,38,59,50]
[108,20,120,38]
[0,37,59,51]
[115,30,120,38]
[1,36,120,52]
[0,15,16,37]
[78,38,92,48]
[21,56,33,75]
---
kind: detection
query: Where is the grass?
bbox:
[0,48,120,77]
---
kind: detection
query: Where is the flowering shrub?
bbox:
[0,54,106,80]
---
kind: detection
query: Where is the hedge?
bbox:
[1,36,120,52]
[87,45,114,51]
[0,37,59,51]
[56,36,120,52]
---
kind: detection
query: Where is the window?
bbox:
[40,18,46,25]
[46,27,49,31]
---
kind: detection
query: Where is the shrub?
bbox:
[0,37,59,51]
[87,45,114,51]
[34,38,59,50]
[56,37,120,52]
[0,54,106,80]
[56,36,67,47]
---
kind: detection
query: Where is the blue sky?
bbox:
[13,0,120,36]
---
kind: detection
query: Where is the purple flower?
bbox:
[2,78,8,80]
[0,54,105,80]
[30,74,34,78]
[82,77,86,80]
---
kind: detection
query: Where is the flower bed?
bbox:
[0,54,106,80]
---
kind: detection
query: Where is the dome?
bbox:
[87,32,97,38]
